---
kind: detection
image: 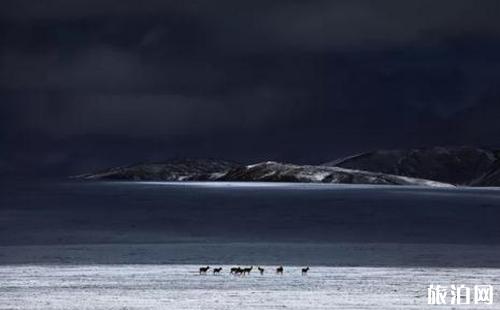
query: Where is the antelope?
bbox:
[242,266,253,275]
[301,267,309,275]
[258,266,264,275]
[199,266,210,274]
[213,267,222,274]
[276,266,283,275]
[230,267,241,274]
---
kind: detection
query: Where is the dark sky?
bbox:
[2,0,500,176]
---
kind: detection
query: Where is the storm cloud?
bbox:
[1,0,500,176]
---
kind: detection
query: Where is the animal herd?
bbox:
[199,265,310,275]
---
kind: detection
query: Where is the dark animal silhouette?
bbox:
[276,266,283,275]
[199,266,210,274]
[213,267,222,274]
[230,267,240,274]
[258,267,264,275]
[231,267,245,275]
[301,267,309,275]
[242,266,253,275]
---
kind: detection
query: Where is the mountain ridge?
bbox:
[328,146,499,186]
[74,146,500,187]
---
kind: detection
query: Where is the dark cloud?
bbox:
[1,1,500,176]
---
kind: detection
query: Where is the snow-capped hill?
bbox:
[75,159,453,187]
[219,161,454,187]
[73,159,239,181]
[327,146,498,185]
[77,146,500,187]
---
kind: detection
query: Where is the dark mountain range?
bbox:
[74,159,239,181]
[76,159,453,187]
[219,161,452,187]
[328,146,499,186]
[75,146,500,187]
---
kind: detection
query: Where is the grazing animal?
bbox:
[242,266,253,275]
[230,267,240,274]
[258,267,264,275]
[276,266,283,275]
[213,267,222,274]
[199,266,210,274]
[302,267,310,275]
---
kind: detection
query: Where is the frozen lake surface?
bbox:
[2,181,500,308]
[1,264,499,310]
